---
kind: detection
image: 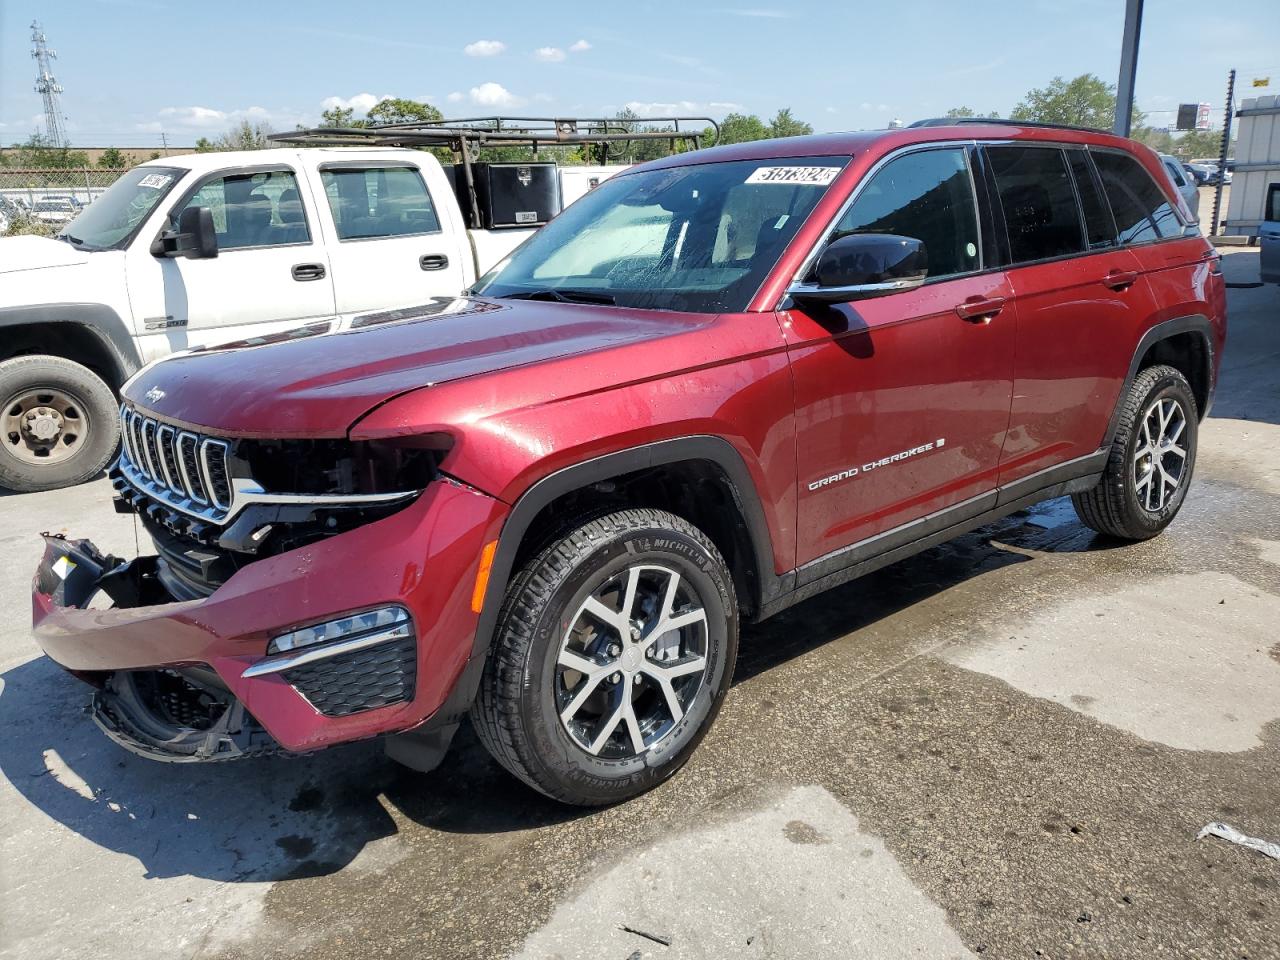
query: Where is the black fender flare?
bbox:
[1102,313,1215,446]
[0,303,142,386]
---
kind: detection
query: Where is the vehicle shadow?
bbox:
[0,499,1107,883]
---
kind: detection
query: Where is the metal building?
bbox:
[1224,95,1280,238]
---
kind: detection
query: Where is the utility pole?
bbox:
[160,132,170,156]
[1114,0,1144,136]
[30,21,69,148]
[1209,69,1236,237]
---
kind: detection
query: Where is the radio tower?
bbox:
[31,22,69,147]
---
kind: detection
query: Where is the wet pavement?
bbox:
[2,249,1277,960]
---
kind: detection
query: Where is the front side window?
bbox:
[176,169,310,250]
[57,165,183,250]
[478,157,849,313]
[829,148,980,279]
[320,166,441,240]
[1093,150,1181,244]
[987,146,1085,263]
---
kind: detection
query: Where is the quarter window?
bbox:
[1092,150,1181,244]
[829,148,980,279]
[987,146,1085,263]
[1067,151,1116,250]
[177,169,309,250]
[321,166,440,240]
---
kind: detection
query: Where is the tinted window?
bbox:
[830,148,980,278]
[987,146,1084,263]
[1266,183,1280,223]
[1067,152,1116,250]
[479,157,848,313]
[1163,159,1187,188]
[321,166,440,240]
[1093,150,1181,244]
[178,169,309,250]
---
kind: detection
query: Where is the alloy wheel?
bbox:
[1133,397,1188,512]
[556,564,709,759]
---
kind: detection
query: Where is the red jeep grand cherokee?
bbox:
[33,121,1226,805]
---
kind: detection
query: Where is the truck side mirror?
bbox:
[788,233,927,305]
[151,206,218,259]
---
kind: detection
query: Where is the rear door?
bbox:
[784,145,1016,563]
[1262,183,1280,284]
[315,162,467,319]
[983,144,1156,487]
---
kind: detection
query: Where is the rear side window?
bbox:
[986,146,1084,263]
[1092,151,1181,244]
[830,147,981,279]
[1067,152,1116,250]
[1266,183,1280,223]
[320,166,441,240]
[1163,159,1188,188]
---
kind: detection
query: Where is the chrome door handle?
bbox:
[955,296,1005,323]
[291,263,326,281]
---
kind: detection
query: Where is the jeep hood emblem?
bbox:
[144,387,166,403]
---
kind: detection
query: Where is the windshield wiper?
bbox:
[57,233,84,246]
[499,288,616,305]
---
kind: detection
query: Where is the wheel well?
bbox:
[513,458,763,618]
[0,322,126,390]
[1138,331,1210,418]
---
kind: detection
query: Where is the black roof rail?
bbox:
[909,117,1116,136]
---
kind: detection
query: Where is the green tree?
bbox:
[715,112,769,145]
[319,105,363,128]
[366,98,443,127]
[768,107,813,139]
[96,147,131,169]
[1132,126,1175,153]
[944,106,1000,119]
[1011,74,1142,131]
[1175,127,1228,160]
[194,136,216,152]
[211,120,274,151]
[5,134,87,169]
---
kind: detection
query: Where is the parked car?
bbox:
[32,120,1225,806]
[1160,153,1199,213]
[29,197,77,224]
[0,141,641,493]
[1262,182,1279,284]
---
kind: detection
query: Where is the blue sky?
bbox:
[1,0,1277,147]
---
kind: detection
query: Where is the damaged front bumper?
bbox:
[31,480,506,763]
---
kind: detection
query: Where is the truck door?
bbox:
[313,162,468,320]
[124,164,337,357]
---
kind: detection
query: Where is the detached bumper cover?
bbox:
[32,480,506,754]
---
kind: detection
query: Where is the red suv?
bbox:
[33,121,1226,805]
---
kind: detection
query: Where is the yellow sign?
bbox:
[1253,77,1271,87]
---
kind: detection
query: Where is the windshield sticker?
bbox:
[137,173,173,190]
[746,166,839,186]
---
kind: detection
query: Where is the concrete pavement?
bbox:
[1,249,1277,960]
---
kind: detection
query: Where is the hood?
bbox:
[0,235,89,274]
[123,297,709,437]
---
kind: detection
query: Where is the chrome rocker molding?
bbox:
[241,620,414,679]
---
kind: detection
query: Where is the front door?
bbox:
[125,165,337,359]
[784,146,1016,567]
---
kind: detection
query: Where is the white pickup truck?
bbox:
[0,146,625,492]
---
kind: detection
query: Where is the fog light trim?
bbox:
[243,606,412,679]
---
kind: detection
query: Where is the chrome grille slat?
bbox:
[156,424,183,493]
[117,406,232,523]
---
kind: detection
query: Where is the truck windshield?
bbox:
[58,166,184,251]
[477,157,849,313]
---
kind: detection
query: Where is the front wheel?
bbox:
[0,355,121,493]
[471,509,738,806]
[1072,364,1198,540]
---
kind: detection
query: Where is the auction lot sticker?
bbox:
[746,166,839,185]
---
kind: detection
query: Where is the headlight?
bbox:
[267,605,411,655]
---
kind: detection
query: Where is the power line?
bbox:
[30,21,68,148]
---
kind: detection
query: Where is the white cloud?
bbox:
[470,82,522,108]
[709,101,743,112]
[321,93,392,115]
[135,103,307,135]
[624,100,701,118]
[446,91,465,103]
[569,39,592,52]
[825,106,838,114]
[534,46,566,62]
[464,39,506,57]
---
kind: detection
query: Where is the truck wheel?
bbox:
[0,355,120,493]
[1072,364,1198,541]
[471,509,738,806]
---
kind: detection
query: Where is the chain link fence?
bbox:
[0,168,126,236]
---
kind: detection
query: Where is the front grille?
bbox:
[119,406,233,521]
[283,636,417,717]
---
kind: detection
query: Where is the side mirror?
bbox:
[151,206,218,259]
[788,233,927,304]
